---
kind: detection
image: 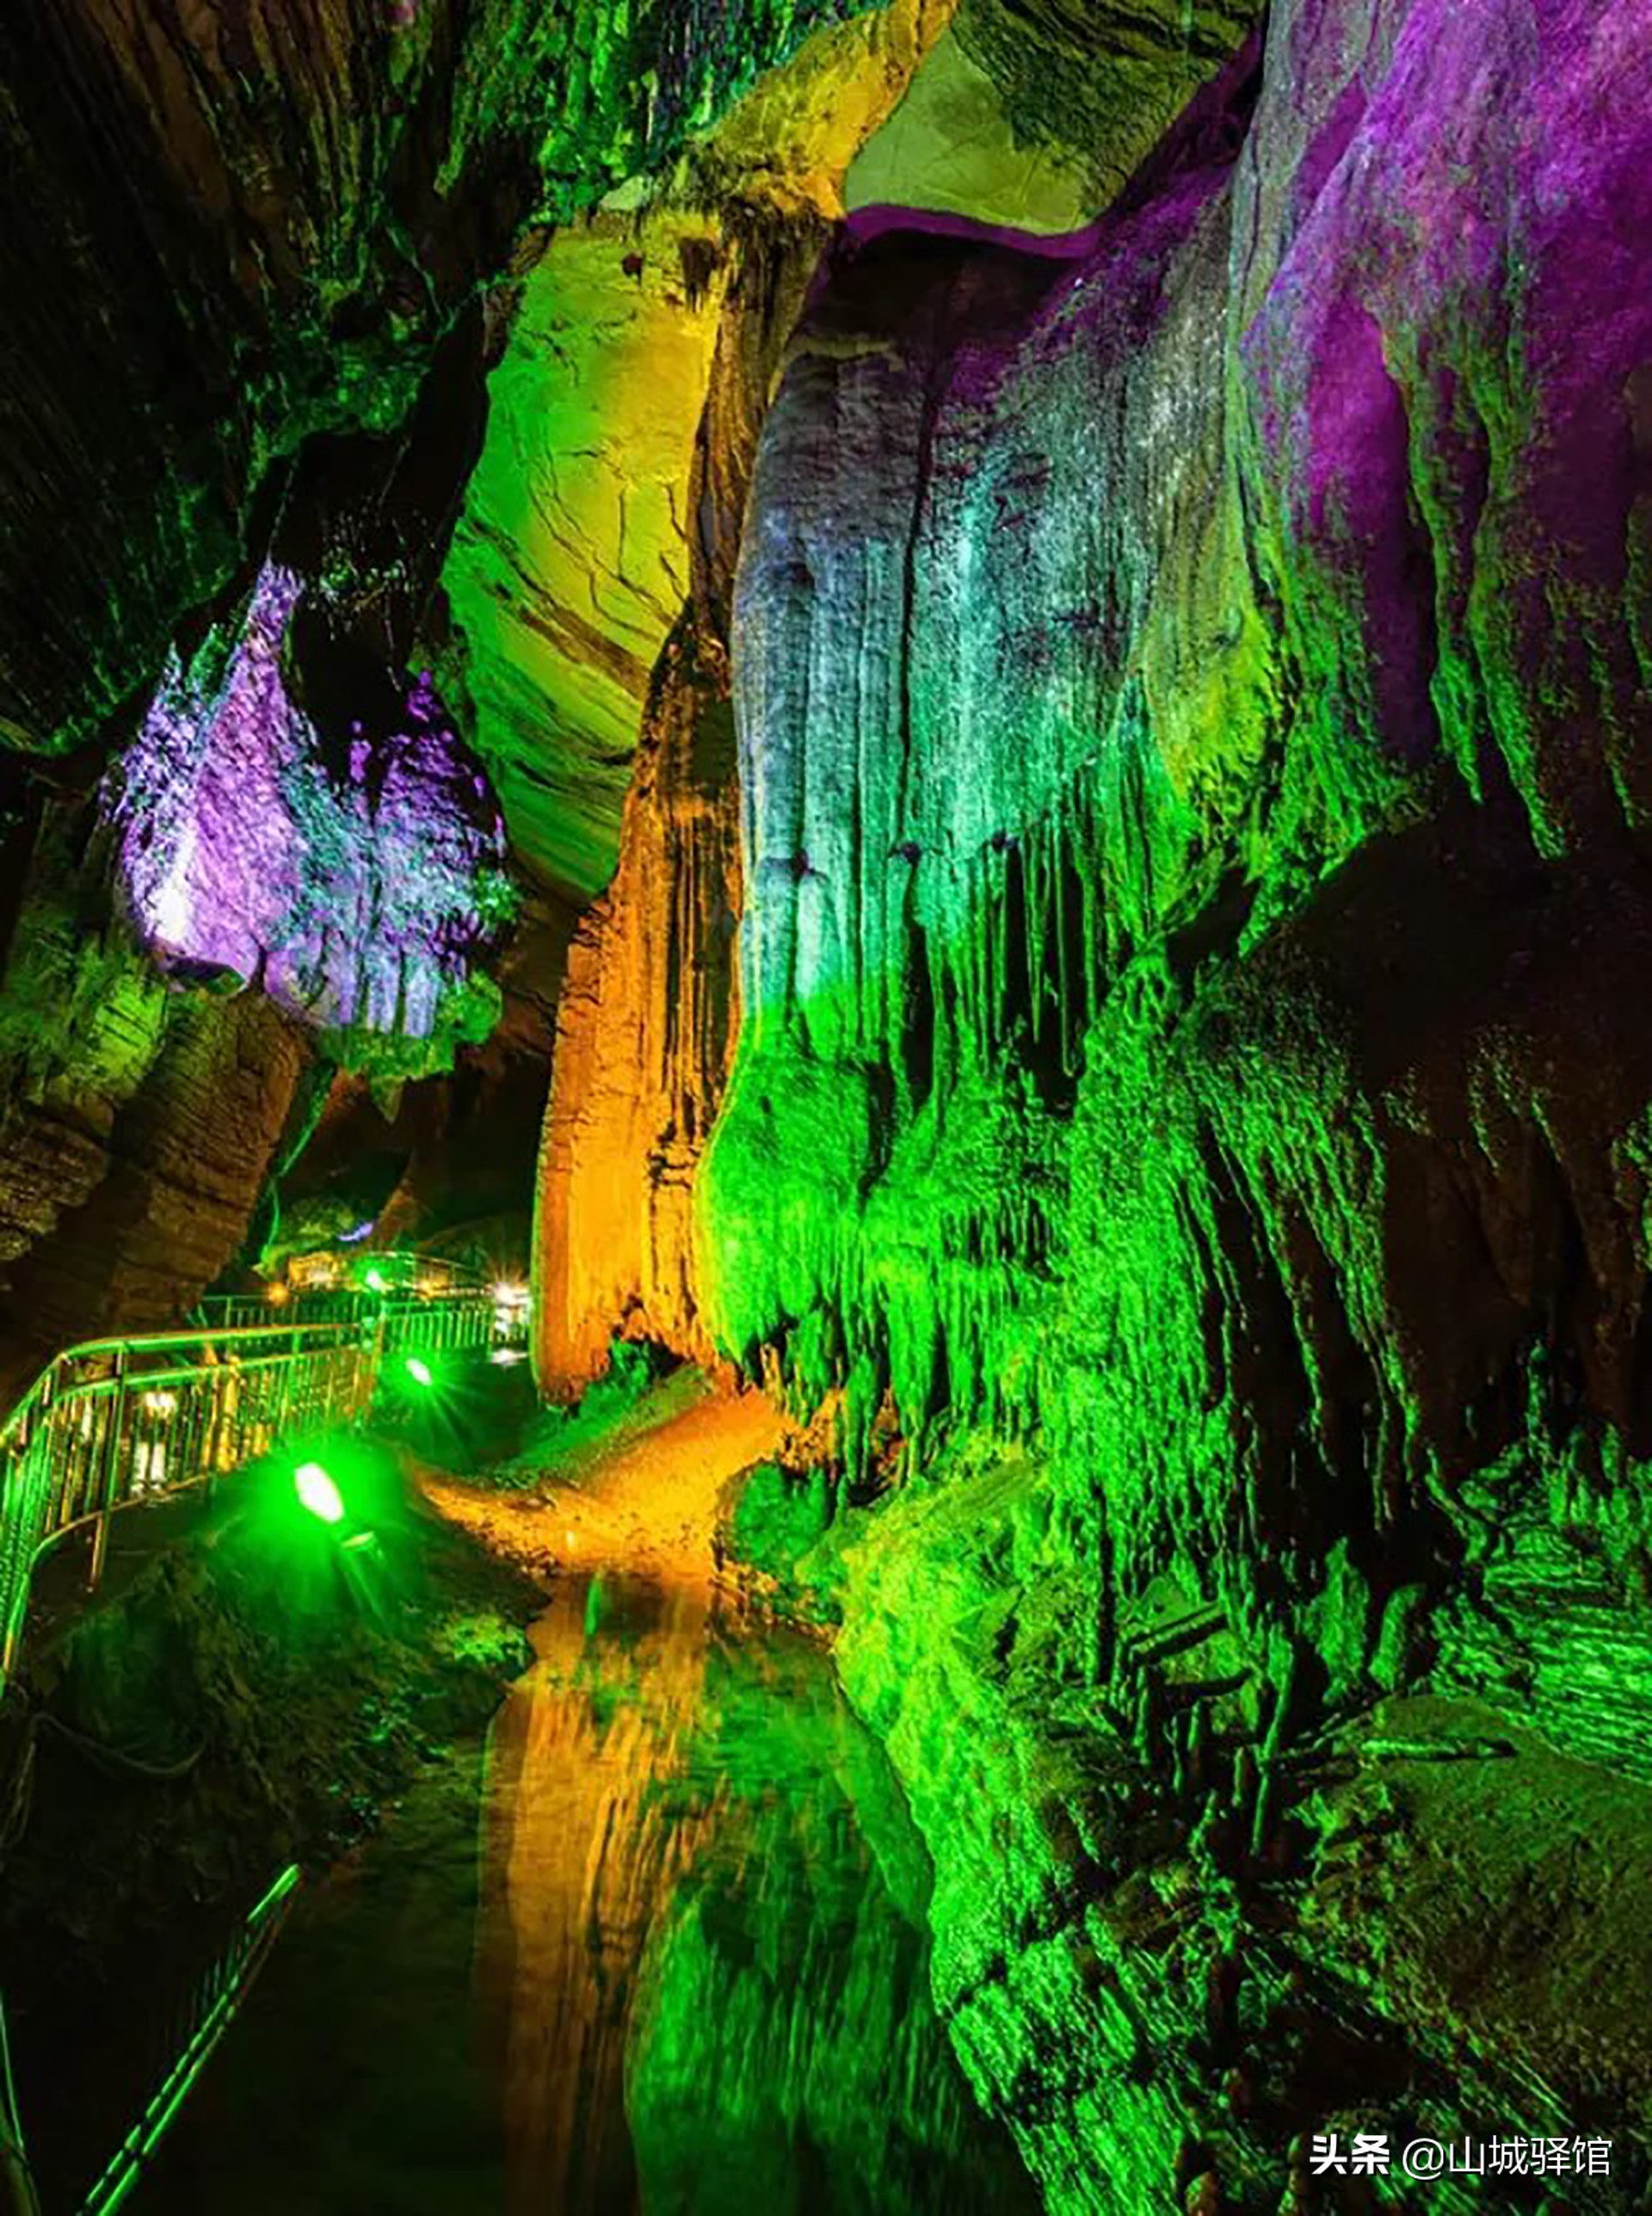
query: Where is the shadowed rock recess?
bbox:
[6,0,1652,2206]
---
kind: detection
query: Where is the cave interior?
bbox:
[2,0,1651,2209]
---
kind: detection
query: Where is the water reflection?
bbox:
[478,1571,1033,2216]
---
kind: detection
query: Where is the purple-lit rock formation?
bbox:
[111,562,509,1074]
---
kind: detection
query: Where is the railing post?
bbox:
[88,1347,128,1592]
[1,1428,27,1684]
[369,1304,387,1413]
[275,1325,299,1435]
[200,1347,220,1503]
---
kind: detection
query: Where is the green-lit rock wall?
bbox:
[704,0,1652,1670]
[689,0,1652,2201]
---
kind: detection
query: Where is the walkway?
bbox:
[417,1369,784,1586]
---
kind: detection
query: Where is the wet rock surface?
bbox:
[141,1398,1034,2216]
[828,1450,1652,2211]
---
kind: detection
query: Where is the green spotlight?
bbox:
[364,1267,388,1294]
[294,1461,346,1525]
[404,1355,435,1390]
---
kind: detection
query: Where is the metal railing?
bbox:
[188,1258,506,1338]
[76,1863,301,2216]
[0,1289,506,1687]
[381,1289,500,1358]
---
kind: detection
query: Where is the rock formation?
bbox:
[7,0,1652,2202]
[529,0,952,1382]
[0,0,885,1343]
[113,561,510,1062]
[678,0,1652,2200]
[532,217,827,1386]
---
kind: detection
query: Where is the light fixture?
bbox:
[404,1355,435,1390]
[293,1461,346,1525]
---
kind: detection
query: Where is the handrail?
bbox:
[0,1994,37,2216]
[75,1864,301,2216]
[0,1288,512,1688]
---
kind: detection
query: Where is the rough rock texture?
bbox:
[0,803,311,1384]
[828,1451,1652,2213]
[668,0,1652,2201]
[441,217,737,900]
[442,0,952,904]
[846,26,1100,233]
[707,0,1652,1613]
[266,879,568,1268]
[530,3,954,1386]
[113,563,510,1072]
[0,992,309,1373]
[0,534,511,1367]
[0,0,880,764]
[0,0,902,1366]
[533,218,829,1388]
[848,0,1258,229]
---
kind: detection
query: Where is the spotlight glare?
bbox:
[404,1355,435,1389]
[294,1461,346,1525]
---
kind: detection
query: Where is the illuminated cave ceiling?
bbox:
[444,0,1264,896]
[0,0,1263,906]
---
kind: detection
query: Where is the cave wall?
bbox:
[441,0,956,904]
[530,0,955,1386]
[440,214,740,903]
[648,0,1652,2196]
[533,220,827,1386]
[0,799,311,1384]
[701,0,1652,1646]
[0,0,905,1370]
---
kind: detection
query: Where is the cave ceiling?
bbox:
[0,0,891,770]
